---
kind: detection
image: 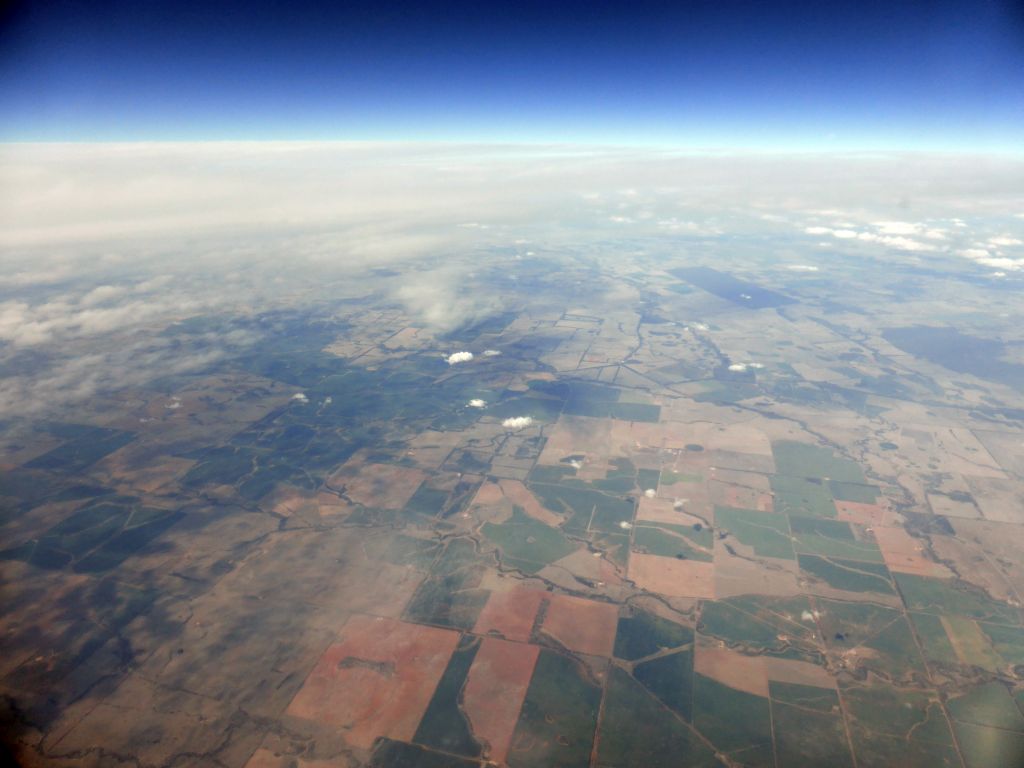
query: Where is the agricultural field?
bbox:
[3,243,1024,768]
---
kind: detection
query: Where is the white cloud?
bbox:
[643,488,657,498]
[482,349,502,357]
[291,393,309,404]
[447,351,474,365]
[468,398,487,408]
[502,416,533,430]
[990,236,1023,247]
[728,363,747,372]
[786,264,819,271]
[961,248,991,259]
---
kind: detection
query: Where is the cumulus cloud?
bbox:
[447,351,474,365]
[502,416,533,430]
[291,393,309,404]
[482,349,502,357]
[643,488,657,498]
[990,236,1023,247]
[468,398,487,408]
[805,224,936,252]
[728,363,748,372]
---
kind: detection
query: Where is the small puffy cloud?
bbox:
[569,459,583,469]
[832,229,859,239]
[502,416,533,430]
[643,488,657,498]
[468,398,487,408]
[482,349,501,357]
[728,363,747,372]
[619,521,633,530]
[786,264,819,271]
[291,392,309,404]
[447,351,474,365]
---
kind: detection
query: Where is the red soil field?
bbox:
[473,587,547,642]
[463,637,541,765]
[539,593,618,657]
[285,614,459,749]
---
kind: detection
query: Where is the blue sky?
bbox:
[1,0,1022,149]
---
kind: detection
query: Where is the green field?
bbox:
[772,699,853,768]
[770,474,837,518]
[634,649,695,720]
[482,506,578,573]
[797,553,895,594]
[714,506,794,559]
[692,673,773,766]
[771,440,865,482]
[412,635,482,757]
[768,681,839,713]
[895,573,1021,624]
[509,650,602,768]
[789,516,884,561]
[596,666,717,768]
[613,609,693,661]
[633,523,713,561]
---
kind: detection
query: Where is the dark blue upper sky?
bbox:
[1,0,1022,149]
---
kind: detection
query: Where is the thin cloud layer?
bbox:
[0,143,1020,418]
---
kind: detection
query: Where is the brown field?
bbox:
[499,479,563,526]
[926,491,982,519]
[710,479,773,512]
[834,499,895,527]
[929,535,1016,603]
[949,518,1024,597]
[636,496,709,530]
[965,475,1024,524]
[694,640,769,697]
[327,461,427,509]
[537,415,613,465]
[764,657,836,688]
[404,429,462,469]
[95,451,195,493]
[706,450,776,474]
[544,548,627,590]
[540,593,619,657]
[286,614,459,749]
[941,615,1003,671]
[713,542,802,599]
[463,637,541,765]
[874,526,948,577]
[269,487,354,520]
[473,587,547,642]
[973,429,1024,476]
[472,481,506,507]
[628,553,715,599]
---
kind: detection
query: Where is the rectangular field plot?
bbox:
[772,698,854,767]
[595,666,717,768]
[714,506,794,559]
[632,522,713,561]
[789,516,884,562]
[286,615,459,749]
[482,506,578,573]
[463,637,540,765]
[507,649,601,768]
[797,553,896,595]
